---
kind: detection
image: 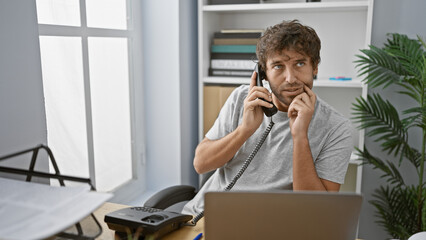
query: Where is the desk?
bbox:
[92,202,203,240]
[93,202,363,240]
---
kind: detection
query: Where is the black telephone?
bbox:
[255,64,277,117]
[190,65,277,225]
[104,206,192,239]
[105,65,278,236]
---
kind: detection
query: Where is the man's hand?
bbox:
[193,71,274,174]
[289,86,338,191]
[288,85,316,138]
[241,71,274,136]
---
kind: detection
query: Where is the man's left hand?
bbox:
[288,85,316,138]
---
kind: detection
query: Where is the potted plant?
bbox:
[352,33,425,240]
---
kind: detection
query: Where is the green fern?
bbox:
[355,147,405,187]
[352,93,407,156]
[353,33,426,238]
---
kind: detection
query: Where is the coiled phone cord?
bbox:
[190,118,275,225]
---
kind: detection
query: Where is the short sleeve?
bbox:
[314,119,353,184]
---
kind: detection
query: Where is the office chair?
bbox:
[143,171,214,212]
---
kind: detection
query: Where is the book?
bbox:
[209,68,253,77]
[210,0,260,5]
[209,30,261,76]
[211,44,256,53]
[213,38,259,45]
[220,29,264,33]
[213,32,262,39]
[211,59,257,70]
[211,52,257,60]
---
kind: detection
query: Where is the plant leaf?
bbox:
[355,46,404,88]
[352,93,407,156]
[384,33,424,81]
[403,106,426,130]
[370,185,423,239]
[356,147,405,187]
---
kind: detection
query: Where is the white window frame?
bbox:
[37,0,145,202]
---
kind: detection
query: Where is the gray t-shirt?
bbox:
[182,85,353,216]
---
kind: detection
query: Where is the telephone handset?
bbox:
[104,64,277,235]
[255,64,277,117]
[190,66,276,225]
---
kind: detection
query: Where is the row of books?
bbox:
[209,30,262,77]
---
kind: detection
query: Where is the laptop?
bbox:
[204,191,362,240]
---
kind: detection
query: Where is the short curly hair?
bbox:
[256,20,321,72]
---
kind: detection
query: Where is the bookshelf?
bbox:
[198,0,374,194]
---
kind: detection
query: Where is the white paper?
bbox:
[0,177,113,240]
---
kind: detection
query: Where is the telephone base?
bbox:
[104,206,192,239]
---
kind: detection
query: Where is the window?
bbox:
[36,0,143,196]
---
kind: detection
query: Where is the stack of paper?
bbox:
[0,177,112,240]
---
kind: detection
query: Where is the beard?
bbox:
[269,82,305,108]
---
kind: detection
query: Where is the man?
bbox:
[182,20,352,216]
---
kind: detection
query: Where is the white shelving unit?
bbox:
[198,0,374,193]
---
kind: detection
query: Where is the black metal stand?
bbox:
[0,144,103,239]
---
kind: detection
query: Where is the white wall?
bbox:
[142,0,199,193]
[0,0,48,177]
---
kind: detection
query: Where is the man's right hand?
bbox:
[192,71,274,174]
[241,71,274,136]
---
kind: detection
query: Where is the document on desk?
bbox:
[0,177,112,240]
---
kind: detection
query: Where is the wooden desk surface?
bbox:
[94,202,363,240]
[93,202,203,240]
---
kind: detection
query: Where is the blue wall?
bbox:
[359,0,426,239]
